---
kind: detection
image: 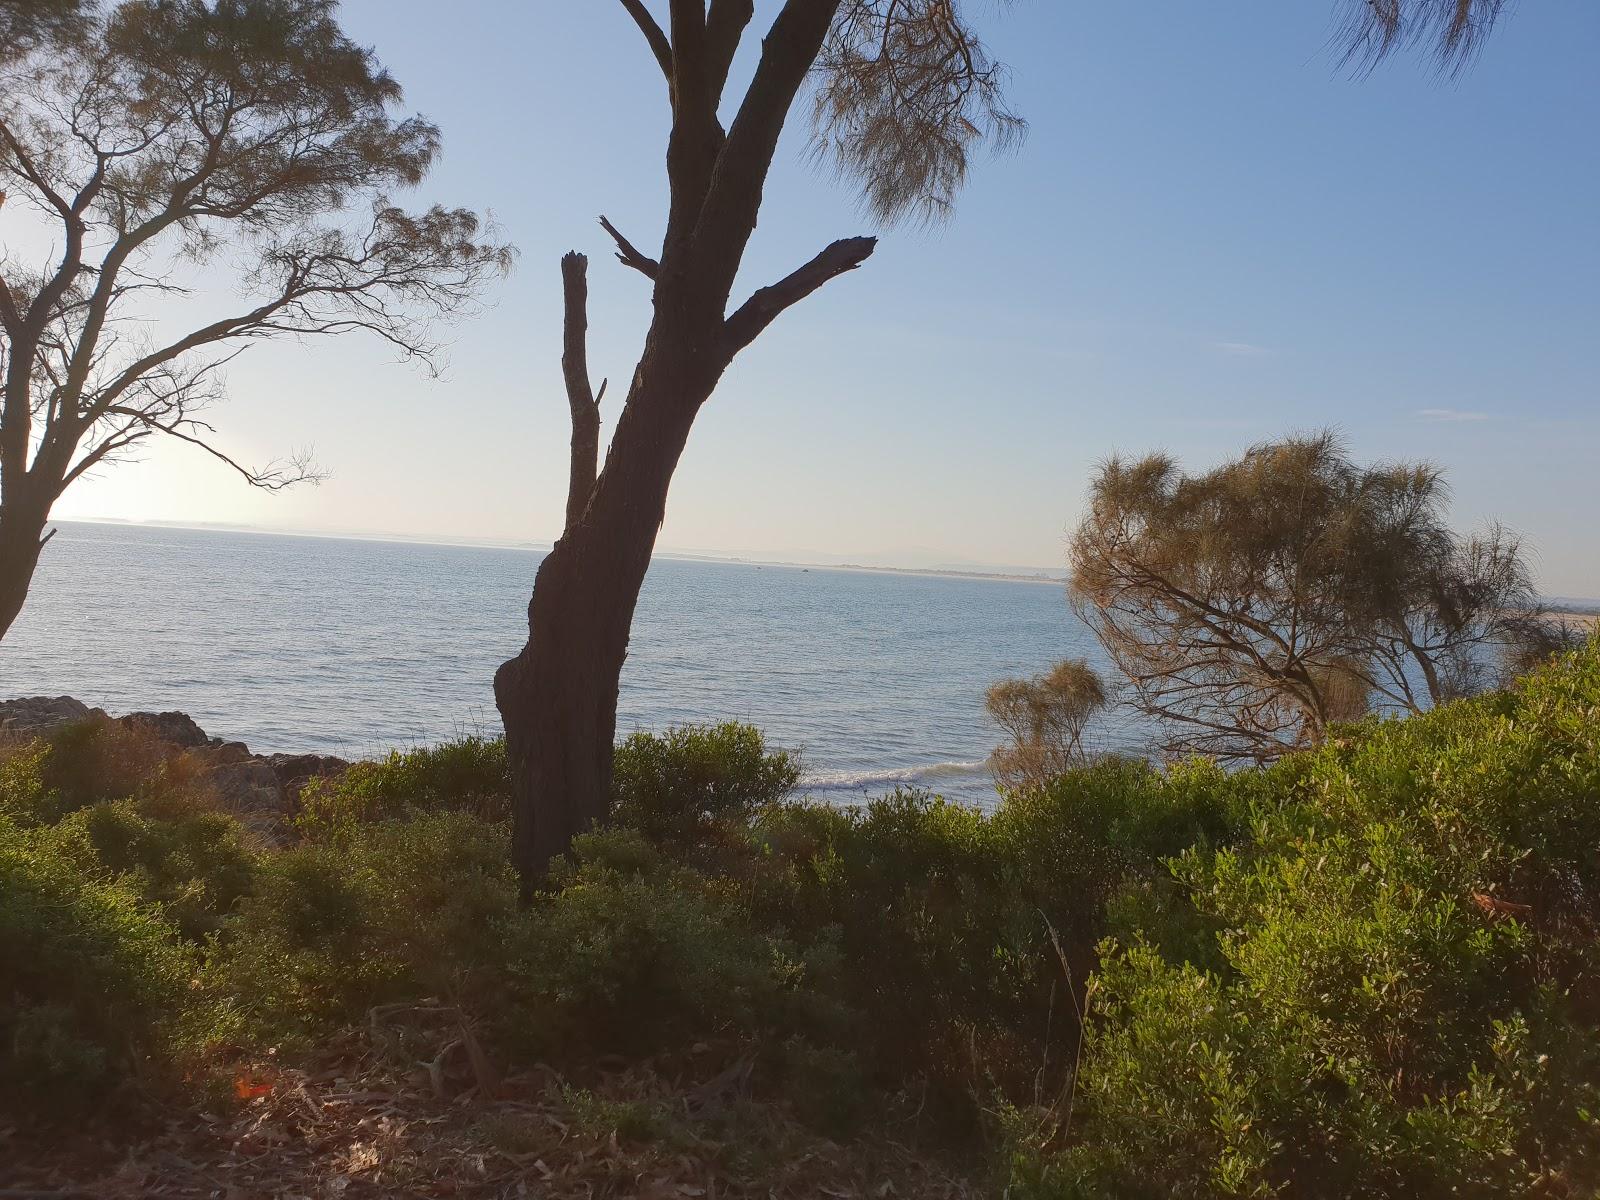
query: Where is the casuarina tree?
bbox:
[498,0,1514,886]
[1068,434,1547,762]
[0,0,509,641]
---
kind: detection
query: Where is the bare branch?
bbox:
[617,0,674,85]
[559,251,601,534]
[76,403,324,491]
[705,0,756,105]
[691,0,842,298]
[143,424,322,490]
[723,234,876,355]
[598,214,660,279]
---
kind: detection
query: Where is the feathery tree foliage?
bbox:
[1068,434,1547,763]
[498,0,1519,886]
[985,658,1109,791]
[1334,0,1509,74]
[0,0,92,56]
[0,0,510,640]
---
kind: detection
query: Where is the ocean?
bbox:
[0,521,1150,808]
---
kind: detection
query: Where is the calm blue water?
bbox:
[0,522,1147,807]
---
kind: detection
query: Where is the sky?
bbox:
[45,1,1600,595]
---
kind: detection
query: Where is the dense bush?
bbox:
[60,800,257,940]
[296,735,509,834]
[0,814,198,1115]
[739,760,1241,1105]
[47,715,215,816]
[10,639,1600,1198]
[506,831,800,1056]
[3,727,259,940]
[612,722,799,842]
[206,813,518,1043]
[0,716,214,825]
[1020,637,1600,1198]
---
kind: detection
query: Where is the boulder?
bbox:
[0,695,103,737]
[118,710,213,748]
[205,758,288,844]
[0,694,354,844]
[267,752,351,805]
[208,740,255,764]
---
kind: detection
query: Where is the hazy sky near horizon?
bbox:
[46,1,1600,594]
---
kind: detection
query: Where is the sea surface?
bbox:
[0,522,1152,808]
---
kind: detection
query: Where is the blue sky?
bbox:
[52,1,1600,594]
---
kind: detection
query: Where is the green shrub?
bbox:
[507,841,797,1057]
[207,813,518,1041]
[737,767,1242,1104]
[778,1036,869,1136]
[612,723,799,842]
[35,717,216,817]
[993,756,1243,969]
[296,736,509,836]
[0,815,197,1118]
[1030,638,1600,1198]
[55,799,257,940]
[2,728,259,940]
[0,737,60,824]
[557,1084,675,1143]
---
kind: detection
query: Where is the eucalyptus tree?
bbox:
[500,0,1514,885]
[1068,434,1545,763]
[0,0,509,641]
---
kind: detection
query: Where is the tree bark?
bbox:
[495,0,859,891]
[560,253,602,532]
[495,327,724,888]
[0,490,51,642]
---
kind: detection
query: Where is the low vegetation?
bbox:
[5,636,1599,1196]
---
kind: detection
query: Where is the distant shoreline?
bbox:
[44,518,1600,602]
[50,518,1070,588]
[728,559,1067,586]
[1553,609,1600,628]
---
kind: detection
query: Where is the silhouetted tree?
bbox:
[498,0,1518,886]
[1068,434,1548,763]
[0,0,509,641]
[986,659,1108,791]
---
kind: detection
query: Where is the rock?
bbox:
[0,693,354,844]
[205,758,288,845]
[267,752,351,805]
[208,740,255,764]
[118,710,212,748]
[0,695,103,737]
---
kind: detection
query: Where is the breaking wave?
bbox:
[800,758,993,798]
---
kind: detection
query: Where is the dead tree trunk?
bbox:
[559,253,604,532]
[495,0,878,888]
[495,324,726,891]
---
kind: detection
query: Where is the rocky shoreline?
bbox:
[0,695,349,841]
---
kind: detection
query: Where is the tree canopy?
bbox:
[986,658,1109,791]
[0,0,510,638]
[1069,433,1545,762]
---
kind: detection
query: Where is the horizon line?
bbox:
[47,516,1072,586]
